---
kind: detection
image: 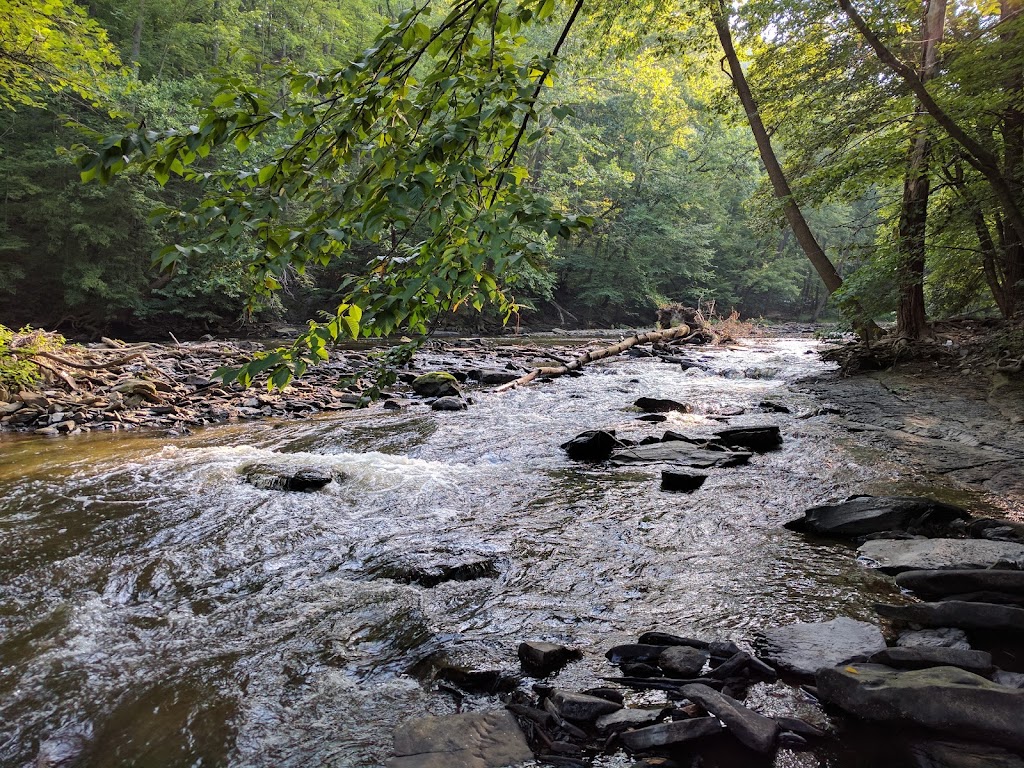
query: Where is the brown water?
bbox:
[0,339,916,767]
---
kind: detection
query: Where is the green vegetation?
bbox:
[0,326,65,396]
[0,0,1021,378]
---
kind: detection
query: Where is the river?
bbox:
[0,337,965,767]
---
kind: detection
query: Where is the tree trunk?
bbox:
[130,0,145,75]
[709,2,843,296]
[895,0,946,339]
[1000,0,1023,316]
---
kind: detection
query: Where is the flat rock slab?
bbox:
[815,664,1024,752]
[896,569,1024,598]
[610,442,751,469]
[387,710,533,768]
[786,496,969,537]
[713,426,782,452]
[897,628,972,650]
[875,600,1024,634]
[618,716,722,752]
[680,683,779,754]
[858,538,1024,574]
[868,646,994,676]
[757,617,886,678]
[550,690,622,723]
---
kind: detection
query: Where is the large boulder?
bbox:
[815,664,1024,751]
[756,617,886,678]
[610,442,751,469]
[412,372,461,398]
[387,710,533,768]
[858,538,1024,574]
[658,646,709,678]
[874,601,1024,634]
[786,496,970,537]
[895,569,1024,599]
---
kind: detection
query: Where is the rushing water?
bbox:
[0,338,925,768]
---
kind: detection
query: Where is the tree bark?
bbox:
[130,0,145,75]
[1000,0,1023,316]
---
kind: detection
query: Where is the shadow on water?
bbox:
[0,338,958,767]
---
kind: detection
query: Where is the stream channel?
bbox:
[0,337,991,768]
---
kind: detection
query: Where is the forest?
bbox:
[3,0,1020,347]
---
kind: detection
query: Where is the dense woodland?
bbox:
[0,0,1021,346]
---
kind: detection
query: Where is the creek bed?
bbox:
[0,337,971,767]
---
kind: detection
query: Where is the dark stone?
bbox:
[680,683,779,753]
[777,732,809,751]
[815,664,1024,751]
[940,591,1024,607]
[658,646,709,678]
[858,538,1024,574]
[411,372,461,398]
[431,396,467,411]
[773,716,828,740]
[967,518,1024,543]
[476,369,522,386]
[241,463,335,492]
[618,717,722,752]
[610,442,751,469]
[897,628,972,651]
[606,644,669,665]
[757,617,886,678]
[638,632,709,649]
[874,601,1024,634]
[867,647,994,676]
[550,690,622,723]
[518,641,582,677]
[714,426,782,452]
[387,710,533,768]
[660,470,707,493]
[994,671,1024,688]
[759,401,791,413]
[561,430,622,462]
[582,687,624,704]
[786,496,970,537]
[708,640,743,662]
[621,662,662,677]
[634,397,692,414]
[895,569,1024,599]
[371,548,500,587]
[907,739,1024,768]
[595,707,664,735]
[636,414,668,423]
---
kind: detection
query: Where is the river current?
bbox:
[0,338,918,767]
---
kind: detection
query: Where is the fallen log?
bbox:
[494,324,692,392]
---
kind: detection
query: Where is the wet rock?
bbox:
[680,683,779,754]
[994,671,1024,688]
[867,647,994,676]
[561,430,622,462]
[786,496,970,537]
[582,688,625,704]
[773,716,828,740]
[550,690,622,723]
[777,731,809,750]
[431,396,467,411]
[411,372,460,398]
[634,397,691,414]
[658,646,709,678]
[112,378,162,402]
[874,600,1024,634]
[610,442,751,469]
[36,730,90,768]
[638,632,709,649]
[606,644,669,665]
[758,400,791,413]
[621,662,662,677]
[618,717,722,752]
[896,569,1024,599]
[858,538,1024,573]
[967,518,1024,543]
[386,710,533,768]
[757,617,886,678]
[372,547,500,587]
[815,664,1024,751]
[713,426,782,452]
[897,628,972,651]
[518,642,581,677]
[708,640,743,662]
[595,707,664,735]
[907,739,1024,768]
[240,463,335,492]
[636,414,668,423]
[476,369,521,385]
[660,470,707,493]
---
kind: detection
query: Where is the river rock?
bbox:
[874,600,1024,634]
[907,739,1024,768]
[475,369,521,386]
[994,671,1024,688]
[610,442,751,469]
[786,496,970,537]
[815,664,1024,751]
[658,646,709,677]
[660,470,707,493]
[370,547,500,587]
[387,710,533,768]
[634,396,691,413]
[713,426,782,452]
[896,569,1024,599]
[412,372,460,397]
[638,632,709,649]
[867,646,994,675]
[618,717,722,752]
[518,641,581,677]
[680,683,779,754]
[595,707,664,735]
[897,628,972,650]
[757,617,886,678]
[550,690,622,723]
[606,644,669,665]
[431,396,467,411]
[561,430,622,462]
[858,538,1024,573]
[240,463,335,492]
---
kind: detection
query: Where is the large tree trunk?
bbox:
[895,0,946,339]
[130,0,145,75]
[1000,0,1023,316]
[709,2,843,296]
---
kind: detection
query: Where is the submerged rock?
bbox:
[610,442,751,469]
[858,538,1024,573]
[757,617,886,678]
[815,664,1024,751]
[240,463,335,492]
[786,496,970,537]
[370,546,501,587]
[387,710,533,768]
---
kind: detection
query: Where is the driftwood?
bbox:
[494,324,694,392]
